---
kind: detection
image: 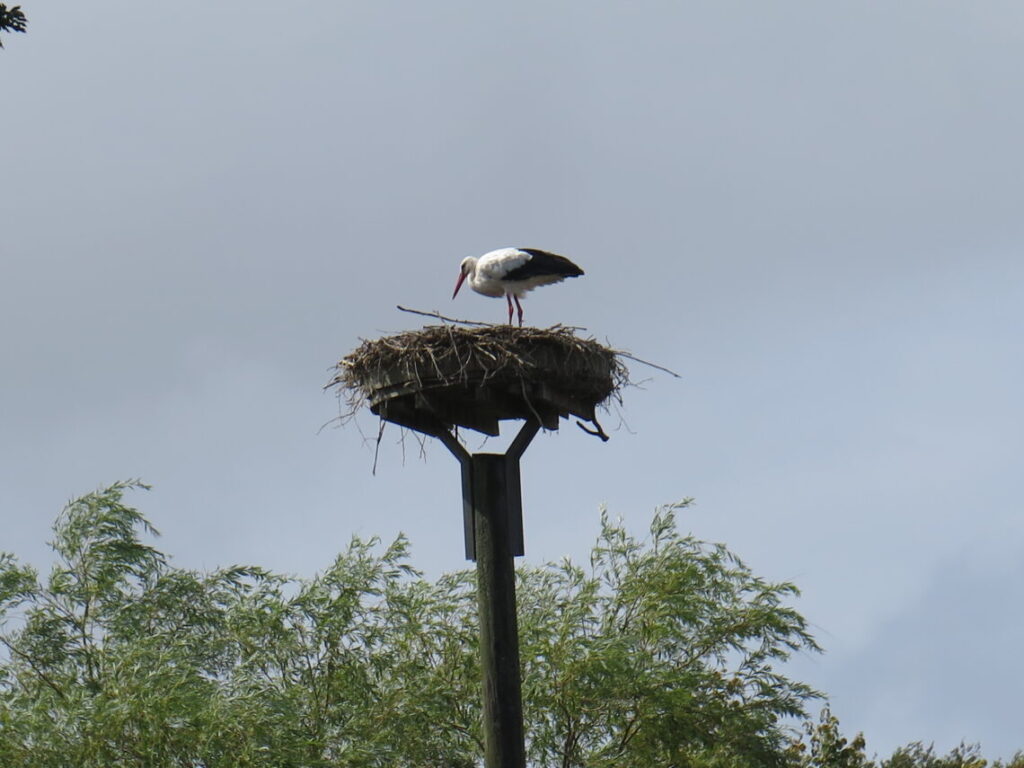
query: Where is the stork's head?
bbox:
[452,256,476,299]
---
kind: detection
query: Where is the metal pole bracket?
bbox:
[439,419,540,561]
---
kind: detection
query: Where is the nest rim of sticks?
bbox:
[330,317,630,440]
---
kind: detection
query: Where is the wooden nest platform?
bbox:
[330,324,626,438]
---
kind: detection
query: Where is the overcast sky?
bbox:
[3,0,1023,758]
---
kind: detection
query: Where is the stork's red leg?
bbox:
[506,295,514,325]
[513,295,524,327]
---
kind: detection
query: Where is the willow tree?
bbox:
[0,4,26,47]
[0,484,821,767]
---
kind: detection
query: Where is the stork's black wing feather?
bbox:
[505,249,584,280]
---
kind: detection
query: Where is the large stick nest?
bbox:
[329,324,628,438]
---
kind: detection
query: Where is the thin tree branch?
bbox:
[576,416,610,442]
[0,636,68,700]
[396,306,496,327]
[397,305,587,332]
[613,351,682,379]
[372,419,386,476]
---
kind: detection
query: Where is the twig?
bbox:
[576,416,610,442]
[372,419,385,475]
[614,351,682,379]
[0,637,67,700]
[396,305,495,327]
[396,305,587,332]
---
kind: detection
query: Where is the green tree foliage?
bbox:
[882,743,1024,768]
[785,709,1024,768]
[517,503,821,767]
[0,4,27,47]
[787,707,872,768]
[6,483,1004,767]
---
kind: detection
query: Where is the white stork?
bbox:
[452,247,584,326]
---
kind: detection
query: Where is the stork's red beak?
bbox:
[452,270,467,299]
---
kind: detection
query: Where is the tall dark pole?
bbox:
[439,419,539,768]
[473,453,526,768]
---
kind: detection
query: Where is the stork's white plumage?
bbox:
[452,247,584,326]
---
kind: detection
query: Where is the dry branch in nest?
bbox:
[329,323,629,440]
